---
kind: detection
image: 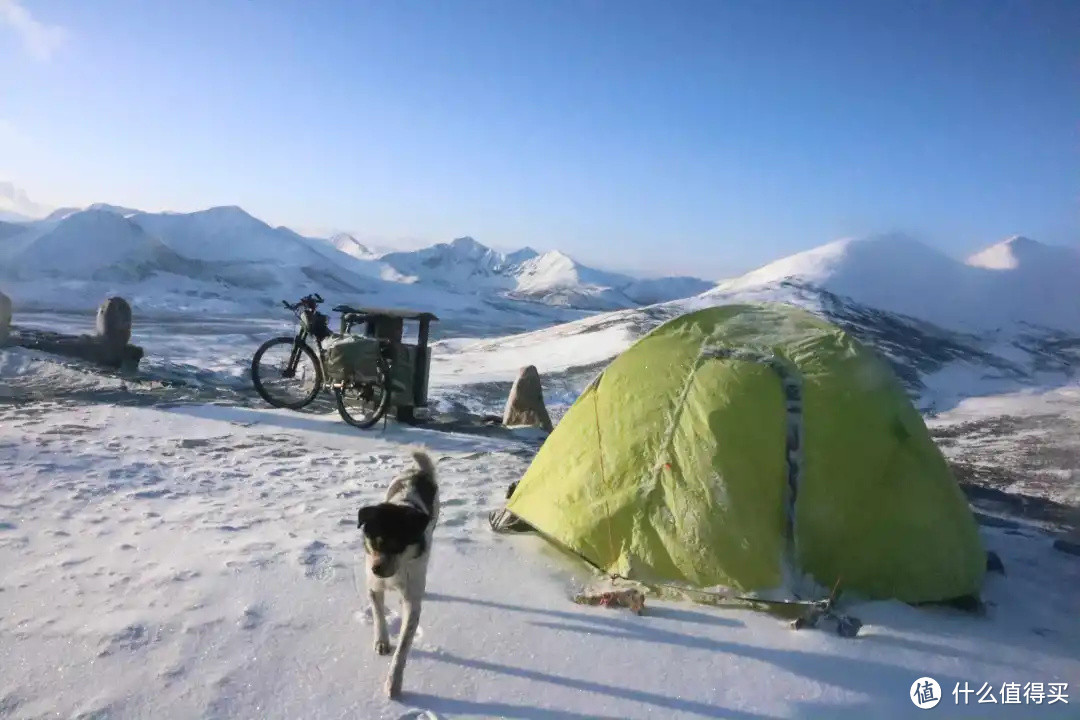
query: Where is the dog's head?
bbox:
[357,503,430,578]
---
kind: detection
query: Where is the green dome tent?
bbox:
[499,303,984,604]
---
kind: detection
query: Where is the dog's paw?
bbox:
[385,675,403,699]
[374,640,391,655]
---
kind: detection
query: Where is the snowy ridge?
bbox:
[709,233,1080,333]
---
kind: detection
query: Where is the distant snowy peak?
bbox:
[328,233,376,259]
[380,237,709,309]
[965,235,1078,271]
[2,209,187,280]
[381,236,518,282]
[130,206,325,264]
[86,203,143,218]
[514,250,583,289]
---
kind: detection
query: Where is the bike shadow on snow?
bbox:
[158,403,517,455]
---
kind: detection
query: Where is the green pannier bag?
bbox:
[324,335,382,383]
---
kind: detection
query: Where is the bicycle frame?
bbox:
[284,313,323,378]
[274,294,331,382]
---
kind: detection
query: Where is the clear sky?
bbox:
[1,0,1076,278]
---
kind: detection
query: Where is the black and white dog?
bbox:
[357,449,439,699]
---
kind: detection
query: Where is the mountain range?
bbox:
[0,192,1077,337]
[0,202,711,312]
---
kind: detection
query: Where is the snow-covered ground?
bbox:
[1,359,1078,719]
[3,299,1080,718]
[3,207,1080,717]
[928,385,1080,508]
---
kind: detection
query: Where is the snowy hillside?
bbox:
[129,206,334,265]
[710,233,1080,333]
[0,209,193,281]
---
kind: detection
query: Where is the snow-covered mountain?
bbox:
[708,233,1080,333]
[0,209,194,281]
[128,206,325,265]
[381,236,712,310]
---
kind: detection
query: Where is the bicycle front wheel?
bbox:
[251,336,323,410]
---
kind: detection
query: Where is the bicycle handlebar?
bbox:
[281,293,325,313]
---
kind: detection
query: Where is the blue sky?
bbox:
[1,0,1076,278]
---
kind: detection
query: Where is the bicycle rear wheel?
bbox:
[251,336,323,409]
[334,361,392,429]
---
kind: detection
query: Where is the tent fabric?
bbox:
[504,303,984,603]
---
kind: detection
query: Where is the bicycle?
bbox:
[249,293,393,429]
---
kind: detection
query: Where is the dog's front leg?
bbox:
[369,588,390,655]
[385,597,421,698]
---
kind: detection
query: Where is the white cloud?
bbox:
[0,178,54,219]
[0,0,66,61]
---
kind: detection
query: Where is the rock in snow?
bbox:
[502,364,554,432]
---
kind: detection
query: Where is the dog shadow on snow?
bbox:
[402,593,974,720]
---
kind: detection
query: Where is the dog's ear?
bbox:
[357,505,378,529]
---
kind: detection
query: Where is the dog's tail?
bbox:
[410,447,436,482]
